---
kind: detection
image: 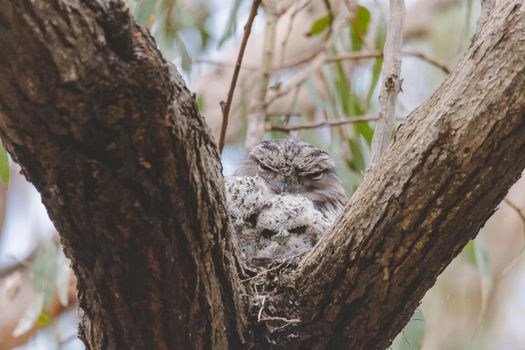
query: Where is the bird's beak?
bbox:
[280,179,289,193]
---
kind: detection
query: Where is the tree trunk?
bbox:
[0,1,247,348]
[0,0,523,349]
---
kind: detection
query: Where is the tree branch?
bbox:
[0,1,524,350]
[268,115,380,132]
[271,2,524,348]
[369,0,405,169]
[219,0,261,153]
[245,1,278,149]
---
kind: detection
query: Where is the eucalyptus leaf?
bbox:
[55,248,71,307]
[218,0,243,47]
[350,5,371,51]
[0,142,9,185]
[32,241,58,309]
[12,294,45,337]
[462,239,477,266]
[392,308,426,350]
[347,138,366,172]
[355,122,373,145]
[307,15,331,37]
[173,32,192,72]
[473,236,493,293]
[132,0,158,26]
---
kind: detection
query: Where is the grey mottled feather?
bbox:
[235,139,348,216]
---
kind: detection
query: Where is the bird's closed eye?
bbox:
[304,171,324,180]
[258,162,273,172]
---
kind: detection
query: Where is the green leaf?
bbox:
[132,0,158,26]
[350,5,371,51]
[32,241,58,309]
[355,122,373,145]
[332,59,372,146]
[197,94,205,112]
[55,248,71,307]
[366,15,386,108]
[462,237,492,290]
[462,239,477,266]
[347,138,366,173]
[173,32,192,72]
[334,61,351,114]
[218,0,243,47]
[366,57,383,108]
[473,237,493,291]
[307,15,331,37]
[0,142,9,185]
[464,237,493,334]
[13,294,45,337]
[393,308,425,350]
[37,311,50,327]
[374,14,387,50]
[198,26,211,49]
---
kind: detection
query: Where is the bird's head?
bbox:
[235,139,347,213]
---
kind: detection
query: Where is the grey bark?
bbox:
[0,0,523,349]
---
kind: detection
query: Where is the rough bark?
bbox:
[279,1,525,348]
[0,1,246,349]
[0,1,523,350]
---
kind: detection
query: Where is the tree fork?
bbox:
[0,0,524,349]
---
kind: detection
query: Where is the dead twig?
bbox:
[369,0,405,169]
[402,50,451,74]
[258,316,301,323]
[269,115,380,132]
[193,58,259,72]
[245,1,278,149]
[328,50,450,74]
[196,50,450,75]
[257,295,266,321]
[218,0,262,153]
[503,197,525,223]
[240,254,300,283]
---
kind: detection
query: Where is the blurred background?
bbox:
[1,0,524,349]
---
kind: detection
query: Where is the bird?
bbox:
[235,139,348,216]
[225,139,348,266]
[225,175,332,266]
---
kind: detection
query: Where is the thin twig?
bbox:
[193,58,259,72]
[196,50,450,75]
[401,330,417,350]
[277,0,312,16]
[265,52,327,108]
[257,295,267,321]
[245,1,278,149]
[269,115,380,132]
[282,85,302,130]
[263,11,349,109]
[240,254,300,283]
[266,112,303,117]
[368,0,405,170]
[328,50,450,74]
[402,50,451,74]
[218,0,262,153]
[326,50,384,62]
[278,1,300,76]
[258,316,301,323]
[503,197,525,223]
